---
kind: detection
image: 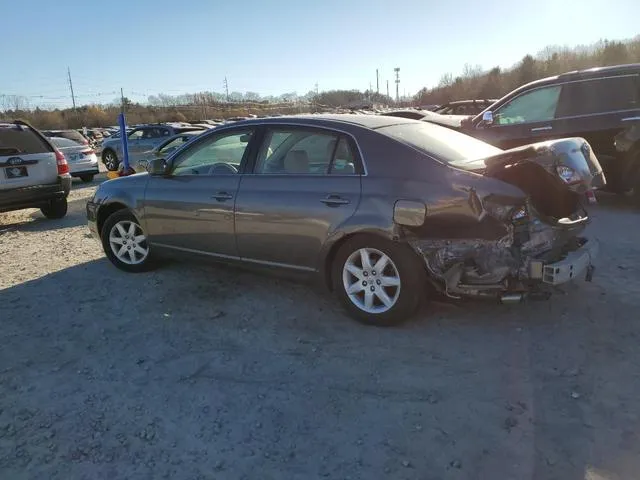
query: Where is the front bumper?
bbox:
[531,239,599,286]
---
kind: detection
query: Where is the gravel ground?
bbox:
[1,176,640,480]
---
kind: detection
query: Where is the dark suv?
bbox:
[425,64,640,201]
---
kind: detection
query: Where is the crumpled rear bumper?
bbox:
[529,238,599,285]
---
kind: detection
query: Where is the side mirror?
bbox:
[482,110,494,125]
[148,158,168,175]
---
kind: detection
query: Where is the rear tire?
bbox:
[332,235,427,326]
[40,198,68,219]
[101,209,157,273]
[103,150,119,171]
[80,174,95,183]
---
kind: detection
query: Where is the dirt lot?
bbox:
[1,176,639,480]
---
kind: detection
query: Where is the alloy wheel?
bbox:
[108,220,149,265]
[342,247,401,314]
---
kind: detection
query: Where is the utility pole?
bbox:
[376,69,379,94]
[315,82,319,96]
[67,67,77,111]
[386,80,389,98]
[394,67,400,103]
[224,77,229,102]
[120,87,125,113]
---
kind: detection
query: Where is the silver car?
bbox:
[50,137,99,182]
[133,131,204,171]
[87,115,603,326]
[101,124,205,171]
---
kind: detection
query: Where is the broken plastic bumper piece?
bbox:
[530,239,599,285]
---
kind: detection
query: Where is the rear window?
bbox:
[58,130,87,143]
[51,137,80,148]
[377,122,502,164]
[0,125,51,155]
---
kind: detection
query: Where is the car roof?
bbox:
[227,113,418,131]
[517,63,640,91]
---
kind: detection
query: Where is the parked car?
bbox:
[101,124,206,171]
[432,99,498,115]
[381,109,432,120]
[422,64,640,203]
[1,121,71,218]
[133,131,204,171]
[42,129,90,146]
[87,115,603,325]
[49,137,99,183]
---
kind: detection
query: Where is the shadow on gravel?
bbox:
[0,196,92,233]
[2,254,635,480]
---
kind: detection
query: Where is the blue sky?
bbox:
[1,0,638,108]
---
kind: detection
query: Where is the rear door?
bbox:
[0,124,57,190]
[234,126,361,271]
[473,84,563,149]
[553,74,640,191]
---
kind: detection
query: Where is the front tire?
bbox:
[102,150,119,171]
[101,209,156,273]
[332,235,426,326]
[40,197,68,219]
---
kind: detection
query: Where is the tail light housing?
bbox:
[55,150,69,174]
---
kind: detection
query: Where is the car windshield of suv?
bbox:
[377,121,502,167]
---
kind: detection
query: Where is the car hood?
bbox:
[421,111,469,129]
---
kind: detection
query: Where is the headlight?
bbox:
[556,165,581,184]
[511,205,528,221]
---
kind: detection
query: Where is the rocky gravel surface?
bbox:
[1,177,639,479]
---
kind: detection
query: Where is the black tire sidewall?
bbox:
[100,210,155,273]
[103,150,119,171]
[332,235,426,326]
[40,197,68,219]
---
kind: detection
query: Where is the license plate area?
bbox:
[5,166,28,178]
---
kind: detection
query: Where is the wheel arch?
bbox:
[97,202,133,236]
[321,228,419,292]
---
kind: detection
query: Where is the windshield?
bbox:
[377,122,502,165]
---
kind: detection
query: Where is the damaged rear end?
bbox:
[407,138,604,301]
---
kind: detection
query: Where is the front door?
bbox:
[472,84,564,150]
[143,128,256,257]
[235,127,361,270]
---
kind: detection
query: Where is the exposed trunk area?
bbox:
[486,161,580,220]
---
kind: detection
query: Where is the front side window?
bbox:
[556,76,639,117]
[159,136,190,156]
[494,85,562,125]
[255,128,356,175]
[171,130,253,176]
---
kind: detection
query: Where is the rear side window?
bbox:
[555,75,639,117]
[0,125,51,155]
[51,137,79,148]
[58,130,87,143]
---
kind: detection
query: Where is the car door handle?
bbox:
[321,195,350,206]
[212,191,233,201]
[531,126,552,132]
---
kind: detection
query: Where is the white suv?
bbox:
[0,121,71,218]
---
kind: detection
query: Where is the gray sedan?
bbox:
[87,115,603,325]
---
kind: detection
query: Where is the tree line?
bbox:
[1,36,638,130]
[414,37,640,105]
